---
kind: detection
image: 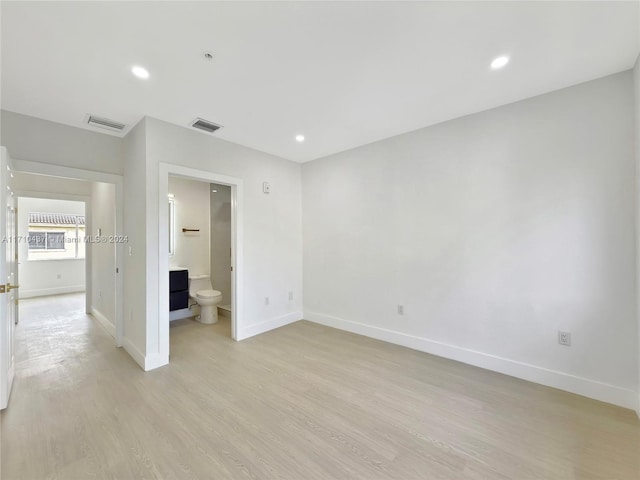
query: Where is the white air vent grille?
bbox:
[87,115,126,132]
[191,118,222,134]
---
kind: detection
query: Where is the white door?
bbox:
[0,147,17,410]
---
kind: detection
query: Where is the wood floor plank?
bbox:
[2,294,639,479]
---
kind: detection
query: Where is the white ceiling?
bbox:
[2,1,639,163]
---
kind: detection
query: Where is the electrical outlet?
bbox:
[265,297,269,306]
[558,331,571,346]
[397,304,404,315]
[288,291,293,301]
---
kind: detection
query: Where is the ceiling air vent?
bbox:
[191,118,222,134]
[86,115,126,132]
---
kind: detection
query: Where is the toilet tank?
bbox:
[189,275,213,296]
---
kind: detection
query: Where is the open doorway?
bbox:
[167,176,233,340]
[17,197,87,300]
[10,166,123,346]
[15,187,91,346]
[158,163,243,363]
[0,157,124,411]
[10,180,119,405]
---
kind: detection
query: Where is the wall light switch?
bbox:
[263,182,271,194]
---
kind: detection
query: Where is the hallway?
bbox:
[1,293,133,478]
[15,294,105,379]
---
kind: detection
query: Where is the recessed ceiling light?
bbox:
[295,135,305,142]
[491,56,509,70]
[131,65,150,79]
[211,189,217,193]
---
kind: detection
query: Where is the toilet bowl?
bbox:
[188,275,222,324]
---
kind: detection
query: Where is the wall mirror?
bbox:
[168,196,175,255]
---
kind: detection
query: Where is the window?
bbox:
[28,232,46,250]
[28,213,85,260]
[47,232,66,250]
[28,232,65,250]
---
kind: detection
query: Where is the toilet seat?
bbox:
[196,289,221,299]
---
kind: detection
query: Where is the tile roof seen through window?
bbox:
[28,213,85,226]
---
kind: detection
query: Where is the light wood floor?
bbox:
[2,294,639,479]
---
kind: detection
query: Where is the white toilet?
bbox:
[189,275,223,324]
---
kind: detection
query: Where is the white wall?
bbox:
[210,184,232,305]
[91,182,116,336]
[17,197,85,298]
[1,110,123,175]
[122,119,148,363]
[303,71,637,409]
[13,172,92,196]
[168,176,210,276]
[146,117,303,350]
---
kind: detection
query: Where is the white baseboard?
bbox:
[122,337,145,370]
[20,285,85,299]
[122,337,169,371]
[170,307,195,322]
[144,351,169,371]
[237,311,302,341]
[304,310,638,410]
[90,307,115,338]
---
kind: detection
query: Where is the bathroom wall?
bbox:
[168,176,210,276]
[17,197,85,298]
[210,184,231,306]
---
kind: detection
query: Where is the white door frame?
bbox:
[10,159,124,347]
[158,162,243,360]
